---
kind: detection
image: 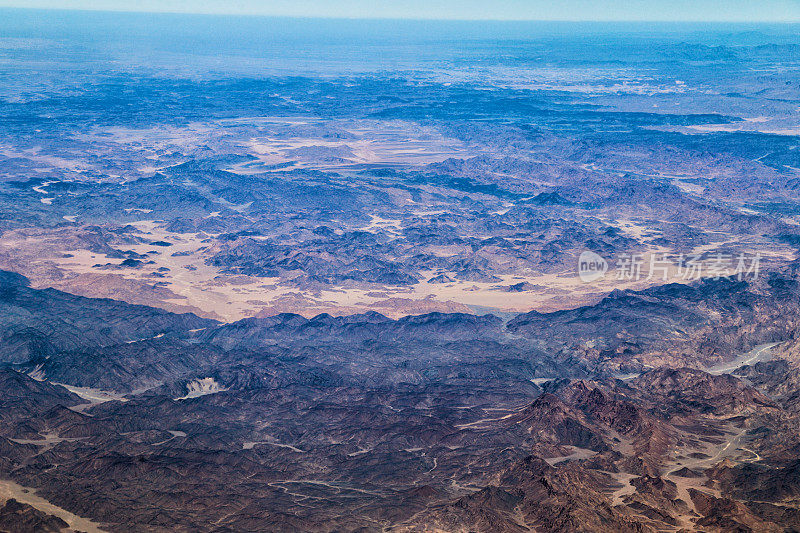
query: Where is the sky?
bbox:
[0,0,798,22]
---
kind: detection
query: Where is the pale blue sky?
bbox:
[0,0,798,21]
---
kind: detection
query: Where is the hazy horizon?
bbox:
[0,0,798,22]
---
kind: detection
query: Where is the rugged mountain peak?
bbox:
[634,367,777,415]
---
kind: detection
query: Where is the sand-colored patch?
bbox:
[242,118,474,171]
[0,219,794,322]
[0,479,106,533]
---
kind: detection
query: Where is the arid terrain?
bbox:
[0,10,799,533]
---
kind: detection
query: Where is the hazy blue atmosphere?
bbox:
[0,0,798,21]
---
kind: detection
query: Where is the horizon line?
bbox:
[2,6,799,24]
